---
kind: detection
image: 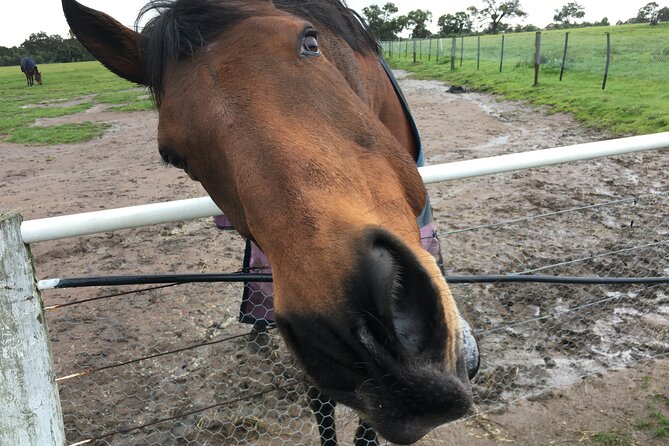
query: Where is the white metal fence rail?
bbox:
[20,132,669,244]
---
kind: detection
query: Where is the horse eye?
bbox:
[159,147,187,171]
[302,31,320,56]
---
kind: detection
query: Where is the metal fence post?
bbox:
[560,32,570,81]
[0,212,65,446]
[436,37,440,63]
[499,34,505,73]
[534,31,541,86]
[602,32,611,90]
[428,37,432,61]
[413,38,417,63]
[451,36,456,70]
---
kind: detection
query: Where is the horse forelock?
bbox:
[137,0,379,101]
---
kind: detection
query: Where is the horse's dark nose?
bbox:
[277,228,477,444]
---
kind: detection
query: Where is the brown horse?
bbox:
[62,0,479,444]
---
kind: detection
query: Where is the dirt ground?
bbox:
[1,71,668,445]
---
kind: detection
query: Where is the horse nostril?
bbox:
[352,232,449,363]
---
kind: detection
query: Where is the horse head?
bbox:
[62,0,479,442]
[33,67,42,85]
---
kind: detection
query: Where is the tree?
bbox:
[469,0,527,34]
[437,12,473,36]
[407,9,432,38]
[553,2,586,25]
[21,32,69,63]
[0,45,21,67]
[0,30,94,66]
[658,7,669,22]
[627,2,660,24]
[361,3,408,40]
[512,23,539,32]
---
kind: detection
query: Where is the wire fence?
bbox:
[42,189,669,445]
[441,192,669,416]
[381,25,669,88]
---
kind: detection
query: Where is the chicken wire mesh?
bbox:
[441,192,669,413]
[44,191,668,445]
[46,275,383,445]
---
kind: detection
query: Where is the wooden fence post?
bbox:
[0,212,65,446]
[477,36,481,70]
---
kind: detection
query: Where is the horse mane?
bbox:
[137,0,379,97]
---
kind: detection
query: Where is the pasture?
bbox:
[0,61,151,144]
[386,23,669,135]
[1,63,668,444]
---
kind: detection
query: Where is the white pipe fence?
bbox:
[20,132,669,244]
[419,131,669,183]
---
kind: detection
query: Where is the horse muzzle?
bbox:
[276,228,479,443]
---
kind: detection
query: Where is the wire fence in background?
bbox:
[381,26,669,89]
[43,190,669,445]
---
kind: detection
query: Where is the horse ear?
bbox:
[62,0,146,85]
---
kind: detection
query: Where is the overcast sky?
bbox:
[0,0,656,47]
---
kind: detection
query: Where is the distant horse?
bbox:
[20,56,42,86]
[62,0,479,444]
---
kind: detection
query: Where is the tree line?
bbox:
[0,31,93,67]
[362,0,669,39]
[1,1,668,67]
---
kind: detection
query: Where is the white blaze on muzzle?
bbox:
[458,315,480,379]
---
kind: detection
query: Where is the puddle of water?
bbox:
[613,307,641,316]
[472,135,510,151]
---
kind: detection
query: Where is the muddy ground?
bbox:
[1,72,668,445]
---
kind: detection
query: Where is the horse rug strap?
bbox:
[215,56,443,327]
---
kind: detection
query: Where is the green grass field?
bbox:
[0,61,152,144]
[2,24,667,144]
[385,23,669,135]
